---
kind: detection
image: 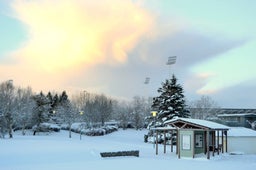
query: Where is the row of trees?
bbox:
[0,80,152,138]
[0,75,218,138]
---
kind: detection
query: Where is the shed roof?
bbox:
[150,127,176,131]
[228,127,256,137]
[164,117,229,130]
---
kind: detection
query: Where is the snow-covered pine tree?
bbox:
[31,92,51,135]
[46,92,61,124]
[58,91,76,138]
[151,74,190,124]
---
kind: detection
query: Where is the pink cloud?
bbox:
[1,0,155,93]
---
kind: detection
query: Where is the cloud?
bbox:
[0,0,155,92]
[191,40,256,95]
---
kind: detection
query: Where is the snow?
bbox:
[165,118,229,130]
[1,129,256,170]
[228,127,256,137]
[218,113,256,117]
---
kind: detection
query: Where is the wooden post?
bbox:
[206,130,210,159]
[193,131,195,158]
[225,131,228,153]
[156,131,158,155]
[221,130,224,153]
[171,130,173,153]
[217,130,220,155]
[177,129,180,159]
[212,131,215,157]
[204,131,207,154]
[164,131,166,154]
[176,130,179,155]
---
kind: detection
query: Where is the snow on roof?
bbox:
[228,127,256,137]
[150,126,176,131]
[165,117,229,130]
[218,113,256,117]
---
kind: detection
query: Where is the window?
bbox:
[182,135,191,150]
[195,134,203,148]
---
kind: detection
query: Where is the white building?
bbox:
[227,127,256,154]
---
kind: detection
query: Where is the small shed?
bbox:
[227,127,256,154]
[153,118,229,159]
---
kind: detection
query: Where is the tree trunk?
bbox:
[22,123,26,136]
[8,124,13,138]
[69,125,72,138]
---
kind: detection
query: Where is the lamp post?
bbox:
[151,111,157,148]
[79,111,84,140]
[166,56,177,78]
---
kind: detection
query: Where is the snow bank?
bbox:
[0,129,256,170]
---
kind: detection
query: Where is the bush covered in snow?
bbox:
[145,131,176,145]
[32,123,61,133]
[80,125,118,136]
[60,122,118,136]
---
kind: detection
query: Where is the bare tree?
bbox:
[131,96,147,130]
[112,100,131,129]
[14,86,35,135]
[189,95,219,120]
[0,80,15,138]
[94,94,112,126]
[246,120,256,130]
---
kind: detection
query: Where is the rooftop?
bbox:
[164,117,229,130]
[218,113,256,117]
[228,127,256,137]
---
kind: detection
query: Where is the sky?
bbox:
[0,0,256,108]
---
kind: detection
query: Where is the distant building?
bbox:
[188,108,256,129]
[217,113,256,128]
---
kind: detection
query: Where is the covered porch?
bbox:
[151,118,229,159]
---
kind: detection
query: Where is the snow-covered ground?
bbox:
[1,129,256,170]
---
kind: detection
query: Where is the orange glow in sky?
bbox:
[0,0,154,92]
[1,0,256,107]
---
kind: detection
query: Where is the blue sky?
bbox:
[0,0,256,108]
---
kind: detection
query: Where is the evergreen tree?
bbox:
[58,91,76,138]
[151,75,190,125]
[31,92,51,135]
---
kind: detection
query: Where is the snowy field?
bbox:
[1,129,256,170]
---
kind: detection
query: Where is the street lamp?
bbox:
[166,56,177,78]
[79,111,84,115]
[151,111,157,118]
[79,110,85,140]
[151,111,158,148]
